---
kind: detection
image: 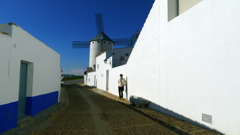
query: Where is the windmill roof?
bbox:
[91,32,113,42]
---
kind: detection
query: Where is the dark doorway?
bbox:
[106,70,109,90]
[18,62,28,121]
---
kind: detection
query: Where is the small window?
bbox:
[179,0,202,14]
[168,0,179,21]
[168,0,203,21]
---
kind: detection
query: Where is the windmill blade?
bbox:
[112,38,130,46]
[124,44,135,48]
[95,13,104,33]
[72,41,90,48]
[129,30,140,45]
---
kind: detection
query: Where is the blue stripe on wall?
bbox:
[26,91,59,117]
[0,102,18,134]
[0,91,58,133]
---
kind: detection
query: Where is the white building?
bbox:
[88,32,114,70]
[85,0,240,134]
[0,24,60,133]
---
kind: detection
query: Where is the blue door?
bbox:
[18,62,28,121]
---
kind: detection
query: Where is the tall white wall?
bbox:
[86,0,240,134]
[126,0,161,103]
[127,0,240,134]
[85,0,240,134]
[14,26,60,96]
[0,34,16,104]
[0,25,60,105]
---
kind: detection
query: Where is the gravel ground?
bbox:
[1,84,222,135]
[39,85,178,135]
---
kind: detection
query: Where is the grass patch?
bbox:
[62,76,83,81]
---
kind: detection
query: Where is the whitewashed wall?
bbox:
[0,34,16,104]
[95,51,112,90]
[85,0,240,134]
[126,0,160,103]
[127,0,240,134]
[0,24,60,105]
[85,72,95,87]
[87,48,132,93]
[0,24,61,133]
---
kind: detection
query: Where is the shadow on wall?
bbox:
[125,77,128,99]
[147,101,223,134]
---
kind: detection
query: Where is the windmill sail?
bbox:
[72,13,134,49]
[95,14,104,33]
[72,41,90,48]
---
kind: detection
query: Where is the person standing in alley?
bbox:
[118,74,126,99]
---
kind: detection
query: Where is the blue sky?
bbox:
[1,0,154,75]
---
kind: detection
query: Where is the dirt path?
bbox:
[35,85,178,134]
[75,85,113,134]
[2,84,221,135]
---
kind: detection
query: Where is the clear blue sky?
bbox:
[1,0,154,75]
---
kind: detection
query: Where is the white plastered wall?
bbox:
[84,0,240,133]
[95,51,112,90]
[0,25,60,105]
[127,0,240,134]
[87,49,128,98]
[0,34,18,104]
[125,0,161,103]
[86,72,95,87]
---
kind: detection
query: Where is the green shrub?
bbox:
[62,76,83,81]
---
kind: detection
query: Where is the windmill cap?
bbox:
[91,32,113,42]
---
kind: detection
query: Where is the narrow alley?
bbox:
[3,85,177,135]
[2,84,221,135]
[39,85,177,134]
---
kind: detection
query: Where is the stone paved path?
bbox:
[38,85,178,135]
[2,84,222,135]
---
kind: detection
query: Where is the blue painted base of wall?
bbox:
[26,91,59,117]
[0,91,59,134]
[0,102,18,134]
